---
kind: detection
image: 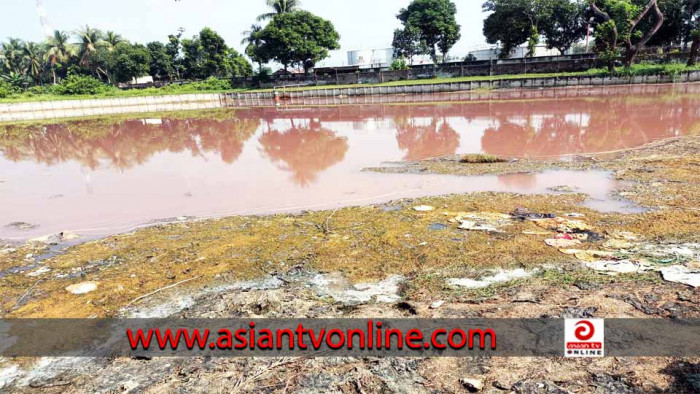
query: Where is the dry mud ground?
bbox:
[1,135,700,392]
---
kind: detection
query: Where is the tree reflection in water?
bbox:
[395,117,460,160]
[0,116,260,169]
[258,120,349,187]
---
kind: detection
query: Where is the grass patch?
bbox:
[458,154,508,164]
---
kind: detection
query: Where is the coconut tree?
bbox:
[45,30,73,84]
[257,0,301,21]
[102,31,125,51]
[1,38,25,74]
[23,42,45,82]
[241,24,264,69]
[74,25,103,69]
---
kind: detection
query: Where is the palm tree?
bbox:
[257,0,301,21]
[74,25,103,69]
[1,38,25,74]
[102,31,125,51]
[23,42,45,82]
[241,24,264,69]
[45,30,73,84]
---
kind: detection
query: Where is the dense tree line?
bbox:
[482,0,700,68]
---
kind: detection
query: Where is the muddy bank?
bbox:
[1,135,699,392]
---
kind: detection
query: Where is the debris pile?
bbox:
[414,205,700,288]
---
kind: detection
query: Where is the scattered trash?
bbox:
[0,248,17,255]
[585,260,651,274]
[428,223,448,231]
[28,232,79,245]
[573,230,605,242]
[66,282,98,295]
[565,213,585,218]
[430,300,445,309]
[603,239,635,250]
[532,217,591,233]
[413,205,434,212]
[458,220,502,233]
[660,266,700,287]
[26,267,51,277]
[545,238,581,248]
[447,211,511,233]
[448,268,536,289]
[555,233,573,240]
[509,207,555,221]
[460,378,484,392]
[562,249,616,262]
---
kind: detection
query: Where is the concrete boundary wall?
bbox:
[2,72,699,123]
[0,93,221,122]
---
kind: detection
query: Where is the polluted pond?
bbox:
[1,95,700,391]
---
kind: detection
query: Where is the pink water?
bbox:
[2,85,697,240]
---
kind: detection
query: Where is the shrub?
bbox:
[188,77,232,91]
[59,75,110,95]
[389,58,410,71]
[0,81,18,98]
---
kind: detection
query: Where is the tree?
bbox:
[166,30,185,79]
[199,27,229,78]
[147,42,174,80]
[392,26,427,64]
[1,38,25,74]
[483,0,549,58]
[252,11,340,72]
[108,42,151,83]
[540,0,589,54]
[23,42,44,82]
[590,0,666,68]
[103,31,126,51]
[398,0,461,63]
[45,30,73,84]
[75,25,104,70]
[241,24,265,69]
[227,51,254,77]
[257,0,302,21]
[687,0,700,65]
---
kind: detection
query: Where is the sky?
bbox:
[0,0,489,67]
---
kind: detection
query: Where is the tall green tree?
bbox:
[23,42,45,82]
[241,24,265,69]
[540,0,589,54]
[483,0,550,58]
[688,0,700,65]
[398,0,462,63]
[257,0,302,21]
[74,25,104,70]
[392,25,428,64]
[45,30,73,84]
[590,0,665,68]
[103,31,126,51]
[108,42,151,83]
[1,38,25,74]
[166,30,185,79]
[252,11,340,72]
[147,41,174,80]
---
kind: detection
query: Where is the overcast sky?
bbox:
[1,0,488,67]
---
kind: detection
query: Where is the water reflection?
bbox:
[259,122,349,186]
[0,85,698,239]
[395,117,460,160]
[0,116,260,170]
